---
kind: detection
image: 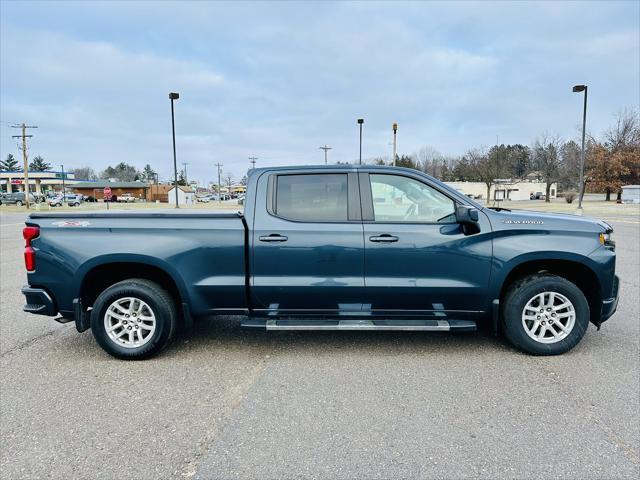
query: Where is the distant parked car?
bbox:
[47,195,64,207]
[530,192,546,200]
[196,194,214,203]
[65,194,83,207]
[0,192,37,206]
[117,193,136,203]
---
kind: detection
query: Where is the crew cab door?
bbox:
[251,171,365,315]
[359,172,492,317]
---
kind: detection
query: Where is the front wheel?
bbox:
[502,274,590,355]
[90,279,177,359]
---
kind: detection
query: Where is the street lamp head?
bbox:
[392,122,398,132]
[169,92,180,100]
[357,118,364,125]
[572,85,586,93]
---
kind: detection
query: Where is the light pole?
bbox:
[319,145,332,165]
[572,84,588,212]
[182,162,189,186]
[357,118,364,164]
[392,123,398,166]
[169,92,180,208]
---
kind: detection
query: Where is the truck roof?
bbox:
[249,164,433,176]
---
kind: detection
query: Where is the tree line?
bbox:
[370,108,639,202]
[3,108,637,201]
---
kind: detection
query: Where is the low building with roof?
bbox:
[71,180,150,200]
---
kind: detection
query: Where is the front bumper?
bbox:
[599,275,619,325]
[22,286,57,316]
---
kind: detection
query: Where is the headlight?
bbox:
[599,232,615,249]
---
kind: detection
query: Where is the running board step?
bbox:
[241,318,476,332]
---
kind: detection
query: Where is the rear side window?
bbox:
[275,174,348,222]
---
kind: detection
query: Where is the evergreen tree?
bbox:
[28,155,52,172]
[0,154,21,172]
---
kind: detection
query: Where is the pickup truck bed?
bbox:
[24,212,249,319]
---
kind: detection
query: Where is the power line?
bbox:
[318,145,332,165]
[10,123,38,209]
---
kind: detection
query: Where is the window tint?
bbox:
[275,174,349,221]
[369,174,456,223]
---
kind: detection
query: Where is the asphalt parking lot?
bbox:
[1,208,638,479]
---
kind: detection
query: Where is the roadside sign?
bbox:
[103,186,112,201]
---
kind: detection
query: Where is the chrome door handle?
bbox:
[369,234,399,243]
[259,234,288,242]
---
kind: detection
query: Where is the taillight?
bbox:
[23,226,39,272]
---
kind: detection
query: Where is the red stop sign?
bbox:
[103,186,112,200]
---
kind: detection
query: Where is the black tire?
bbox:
[502,274,590,355]
[90,279,177,360]
[16,200,23,207]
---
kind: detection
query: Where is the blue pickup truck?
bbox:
[21,165,618,359]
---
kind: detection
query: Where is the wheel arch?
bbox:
[76,255,189,311]
[496,257,601,325]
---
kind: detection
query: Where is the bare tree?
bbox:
[417,146,445,177]
[604,108,640,150]
[465,148,494,201]
[532,134,563,202]
[71,166,98,181]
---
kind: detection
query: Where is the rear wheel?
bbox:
[90,279,177,359]
[502,274,590,355]
[16,200,23,206]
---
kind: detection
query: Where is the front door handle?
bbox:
[369,234,399,243]
[259,234,288,242]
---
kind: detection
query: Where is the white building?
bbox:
[1,170,76,194]
[621,185,640,204]
[167,186,196,205]
[445,180,557,202]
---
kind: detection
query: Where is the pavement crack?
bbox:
[0,327,63,358]
[180,350,273,478]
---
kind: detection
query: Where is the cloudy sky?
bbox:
[1,0,638,184]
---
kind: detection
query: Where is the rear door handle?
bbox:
[369,234,399,243]
[259,234,288,242]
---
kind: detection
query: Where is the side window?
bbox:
[369,174,456,223]
[275,174,348,222]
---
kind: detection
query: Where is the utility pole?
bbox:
[215,162,223,204]
[392,123,398,167]
[249,156,258,169]
[60,164,66,201]
[11,123,37,209]
[319,145,332,165]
